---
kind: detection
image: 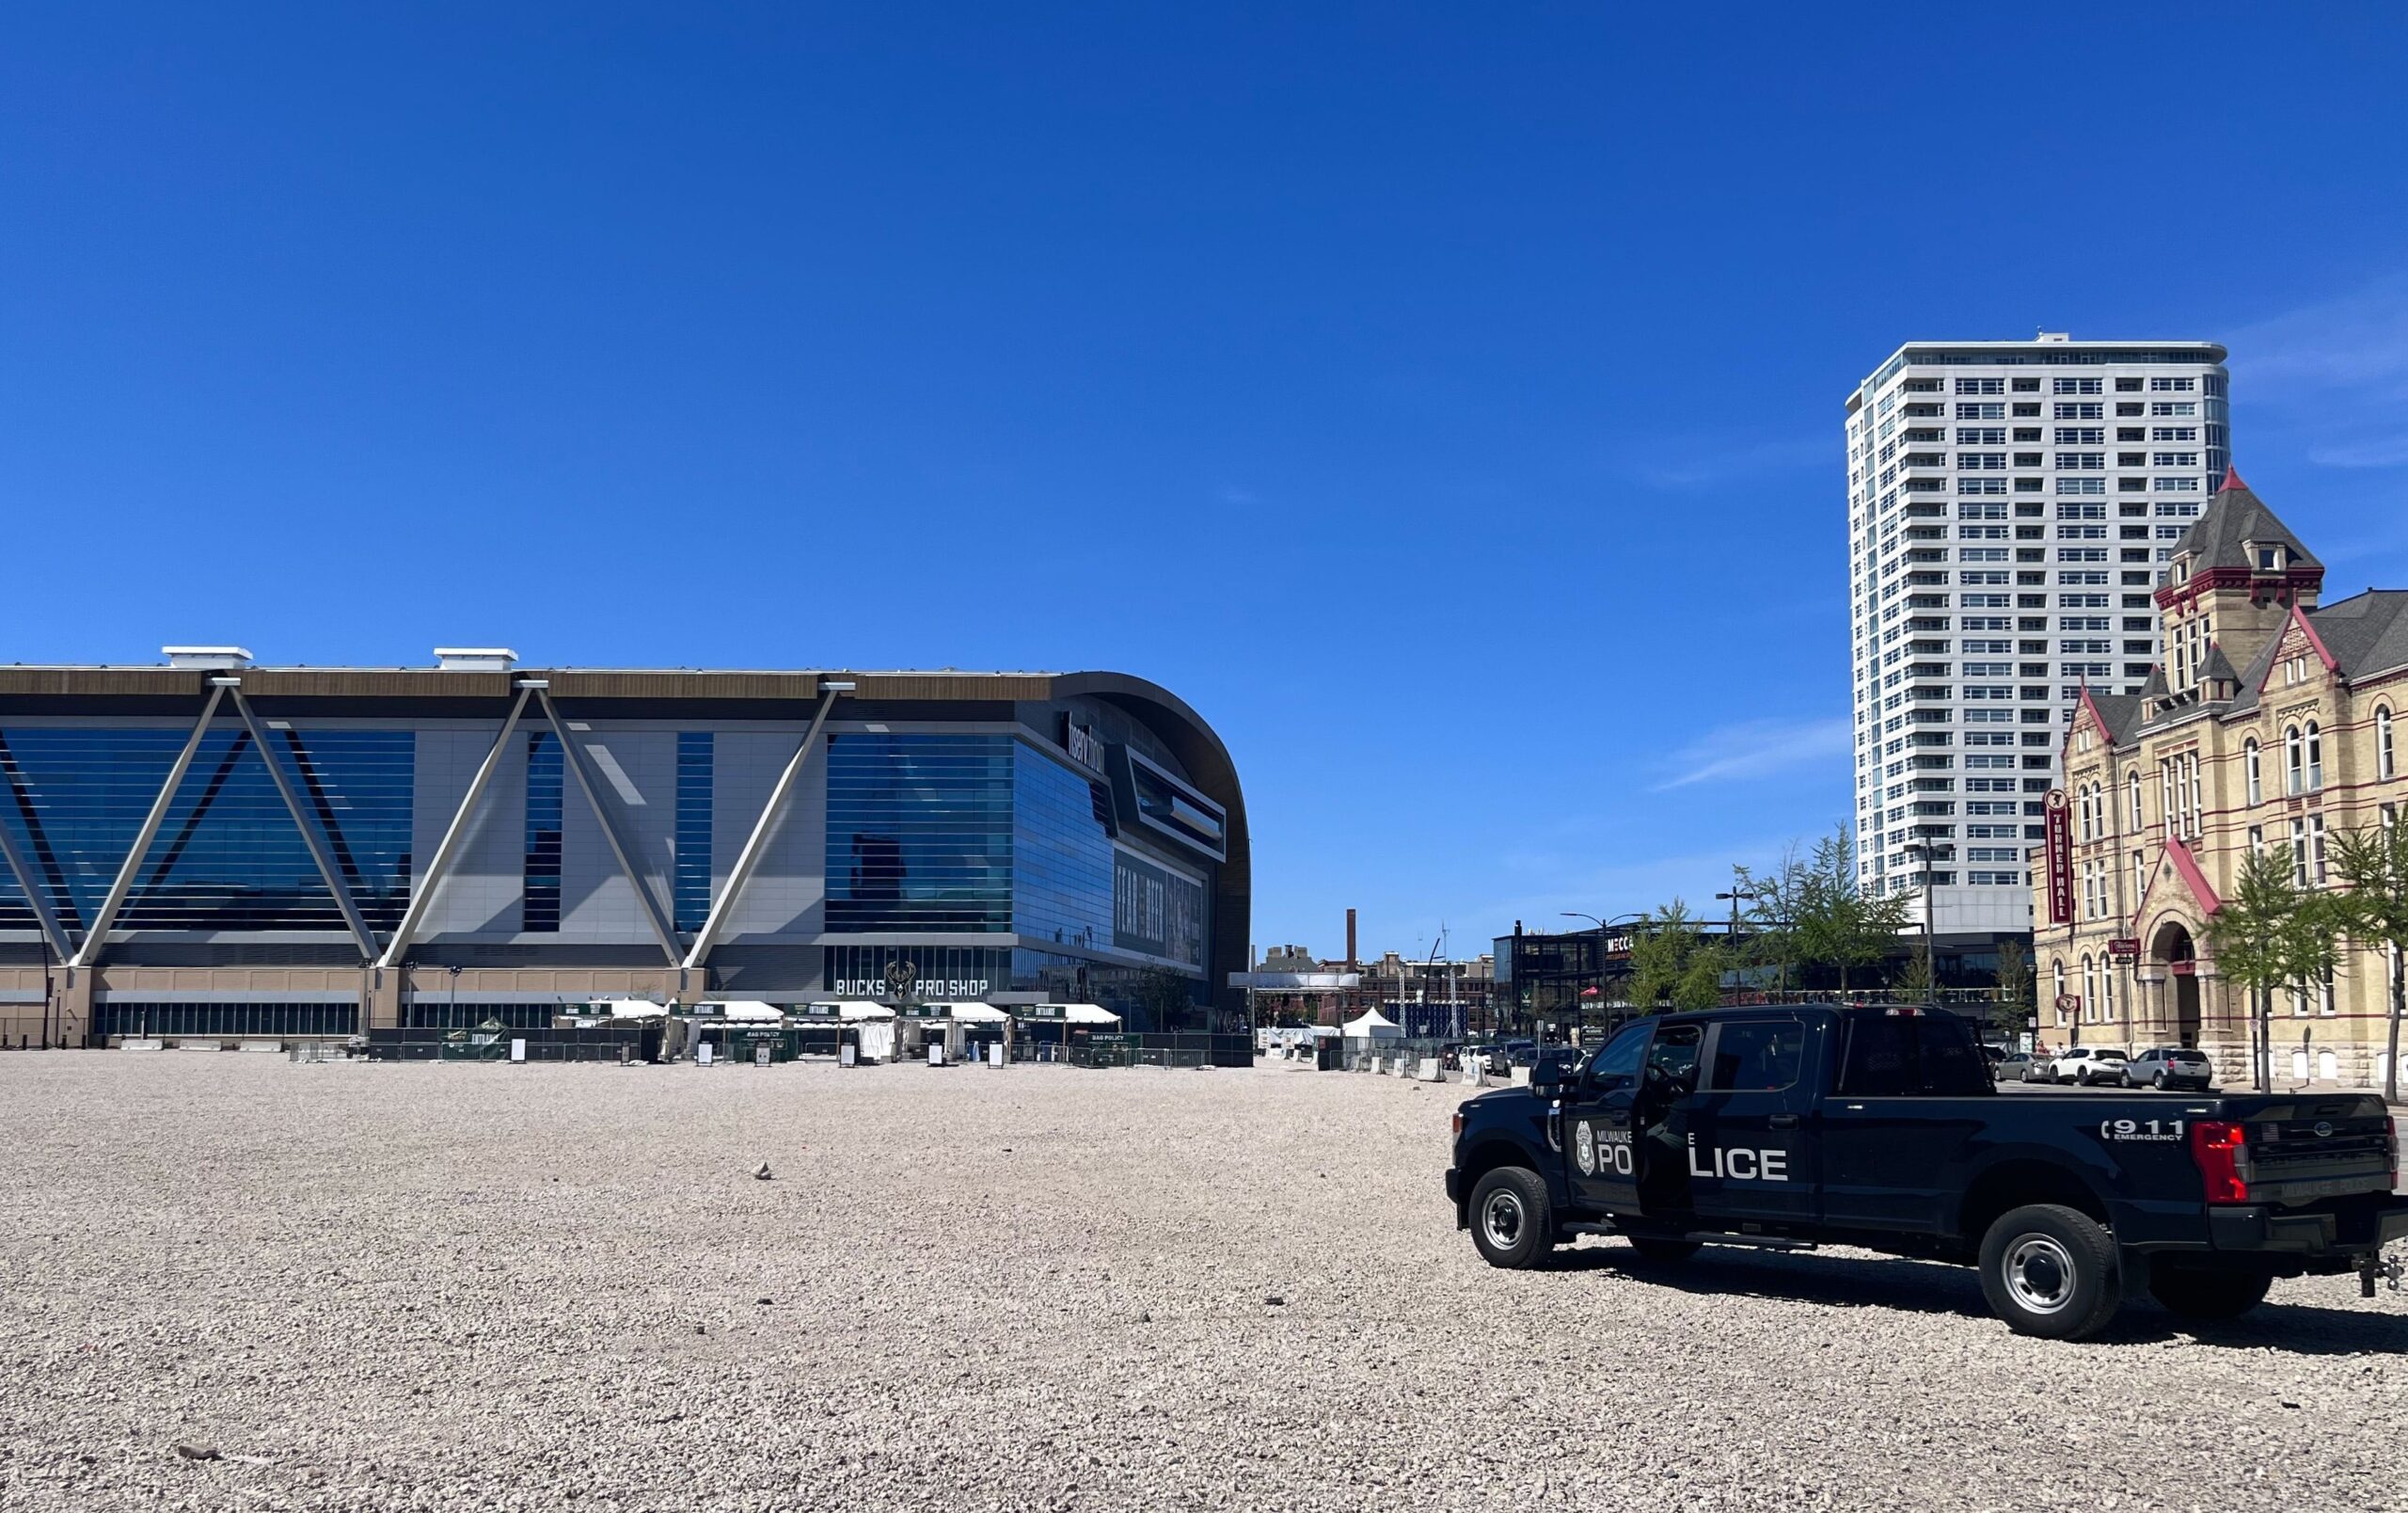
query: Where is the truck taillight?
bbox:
[2190,1120,2251,1204]
[1451,1112,1464,1139]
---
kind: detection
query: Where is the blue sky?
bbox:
[7,6,2408,961]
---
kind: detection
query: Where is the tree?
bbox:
[2207,846,2341,1092]
[1735,847,1808,993]
[1673,941,1728,1012]
[1893,951,1934,999]
[1790,824,1913,991]
[2328,817,2408,1103]
[1134,967,1196,1034]
[1625,901,1701,1014]
[1994,938,2035,1043]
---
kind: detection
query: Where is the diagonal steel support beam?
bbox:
[0,798,70,963]
[534,689,681,965]
[230,689,377,961]
[374,688,531,971]
[69,682,229,968]
[681,686,841,972]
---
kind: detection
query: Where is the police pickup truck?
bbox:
[1446,1004,2407,1339]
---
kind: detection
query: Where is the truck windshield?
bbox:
[1835,1015,1992,1096]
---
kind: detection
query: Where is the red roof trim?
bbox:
[2164,836,2223,916]
[2220,466,2248,493]
[2129,836,2224,927]
[2290,600,2339,672]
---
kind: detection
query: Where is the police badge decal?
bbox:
[1575,1120,1595,1176]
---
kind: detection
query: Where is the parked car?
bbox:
[1995,1052,2036,1082]
[2026,1050,2060,1082]
[2129,1045,2215,1091]
[2052,1047,2131,1086]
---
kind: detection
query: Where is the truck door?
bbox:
[1562,1021,1652,1218]
[1686,1015,1822,1230]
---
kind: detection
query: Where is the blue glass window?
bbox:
[264,729,415,931]
[674,732,713,932]
[1012,752,1115,951]
[524,732,562,932]
[0,726,415,934]
[0,725,413,932]
[824,733,1012,932]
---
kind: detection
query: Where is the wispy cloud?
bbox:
[1652,715,1853,791]
[1627,436,1833,491]
[2230,274,2408,471]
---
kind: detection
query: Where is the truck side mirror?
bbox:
[1532,1059,1564,1095]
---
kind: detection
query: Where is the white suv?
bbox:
[2051,1047,2131,1087]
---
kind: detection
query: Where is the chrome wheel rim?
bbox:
[1481,1188,1526,1251]
[2004,1234,2077,1314]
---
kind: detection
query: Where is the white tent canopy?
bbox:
[1055,1002,1120,1025]
[711,1000,784,1024]
[1341,1009,1402,1039]
[603,1000,669,1019]
[817,999,895,1022]
[931,1001,1009,1023]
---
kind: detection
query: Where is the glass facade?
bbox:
[1111,849,1207,968]
[523,732,562,932]
[825,731,1210,978]
[1012,752,1115,951]
[825,733,1013,932]
[92,1001,359,1039]
[825,944,1012,999]
[268,729,416,930]
[674,732,713,932]
[0,725,413,932]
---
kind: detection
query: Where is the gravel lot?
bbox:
[3,1055,2403,1513]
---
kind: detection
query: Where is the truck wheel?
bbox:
[1468,1167,1554,1269]
[1626,1237,1701,1265]
[1977,1203,2122,1340]
[2148,1265,2271,1322]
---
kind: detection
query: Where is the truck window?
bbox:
[1837,1015,1990,1096]
[1706,1019,1805,1091]
[1647,1024,1703,1093]
[1583,1022,1651,1091]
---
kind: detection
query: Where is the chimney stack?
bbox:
[1345,908,1357,969]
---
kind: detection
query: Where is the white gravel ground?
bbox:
[1,1055,2403,1513]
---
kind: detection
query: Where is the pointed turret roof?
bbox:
[2163,469,2322,577]
[2198,641,2240,691]
[2139,662,2170,703]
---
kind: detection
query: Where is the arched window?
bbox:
[2081,955,2097,1024]
[2102,962,2116,1025]
[2380,707,2396,782]
[2244,739,2261,805]
[2305,721,2323,790]
[2052,959,2067,1027]
[2129,771,2143,830]
[2287,725,2305,795]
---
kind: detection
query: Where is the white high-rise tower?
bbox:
[1844,334,2229,935]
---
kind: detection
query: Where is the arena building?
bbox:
[0,652,1246,1045]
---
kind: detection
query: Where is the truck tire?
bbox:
[1626,1237,1701,1265]
[1977,1203,2122,1340]
[2147,1264,2271,1322]
[1468,1167,1554,1269]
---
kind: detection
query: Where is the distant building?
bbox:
[2039,472,2407,1085]
[1846,335,2231,940]
[0,653,1247,1044]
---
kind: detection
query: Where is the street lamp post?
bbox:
[1562,911,1648,1040]
[1715,884,1759,1006]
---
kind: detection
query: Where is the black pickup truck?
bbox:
[1447,1004,2407,1339]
